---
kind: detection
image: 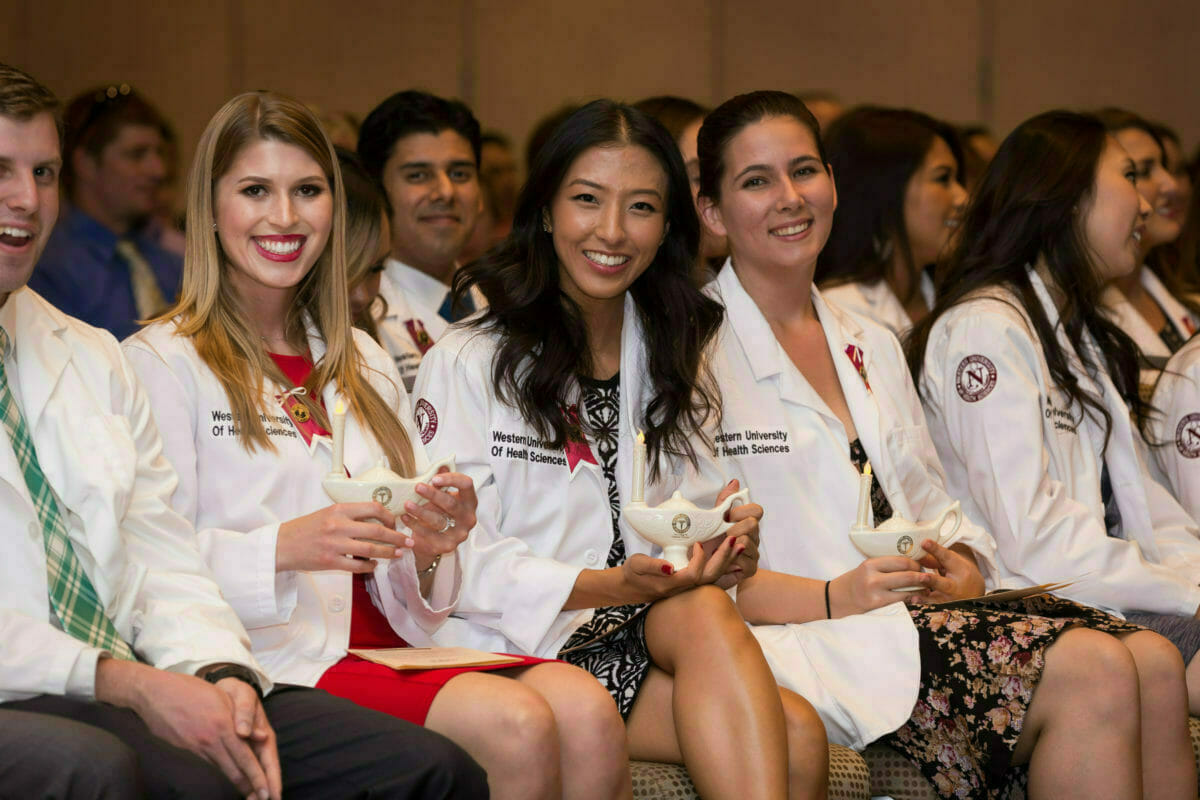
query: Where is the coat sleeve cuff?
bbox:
[65,647,104,699]
[495,558,586,656]
[198,523,298,629]
[371,551,461,644]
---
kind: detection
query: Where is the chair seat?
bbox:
[631,743,871,799]
[630,717,1200,798]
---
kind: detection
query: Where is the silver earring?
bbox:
[211,222,218,231]
[542,220,552,233]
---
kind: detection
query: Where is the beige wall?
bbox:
[7,0,1197,175]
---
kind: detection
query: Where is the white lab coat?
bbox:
[375,258,486,391]
[819,270,935,339]
[123,319,458,687]
[0,288,266,702]
[1101,267,1198,366]
[1148,338,1200,522]
[682,265,1000,750]
[412,293,713,658]
[920,268,1200,618]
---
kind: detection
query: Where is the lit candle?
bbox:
[330,399,346,476]
[631,430,646,503]
[854,461,873,529]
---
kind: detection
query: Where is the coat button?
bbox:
[584,549,600,566]
[328,595,346,613]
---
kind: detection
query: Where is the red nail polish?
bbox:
[661,565,673,575]
[736,546,745,555]
[727,537,736,548]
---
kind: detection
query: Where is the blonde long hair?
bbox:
[167,91,414,475]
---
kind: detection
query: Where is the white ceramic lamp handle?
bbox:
[713,487,751,536]
[936,501,962,544]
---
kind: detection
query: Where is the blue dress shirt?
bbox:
[30,207,183,340]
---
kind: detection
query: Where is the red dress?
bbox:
[268,353,544,725]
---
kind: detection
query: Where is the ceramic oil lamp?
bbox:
[847,461,961,589]
[621,430,751,569]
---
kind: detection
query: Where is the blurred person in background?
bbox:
[958,124,999,193]
[816,107,968,336]
[338,147,389,341]
[1095,108,1198,394]
[357,90,486,390]
[795,90,844,132]
[30,83,181,340]
[460,131,520,264]
[1148,122,1197,298]
[635,95,728,280]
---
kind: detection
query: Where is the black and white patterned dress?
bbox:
[558,373,653,719]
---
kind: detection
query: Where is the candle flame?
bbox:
[863,462,872,477]
[334,399,345,414]
[637,429,645,444]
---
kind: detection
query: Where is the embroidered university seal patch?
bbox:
[955,355,997,402]
[415,398,439,445]
[1176,413,1200,458]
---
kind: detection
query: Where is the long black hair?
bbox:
[906,110,1151,449]
[815,106,964,302]
[454,100,723,478]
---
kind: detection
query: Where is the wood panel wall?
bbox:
[6,0,1195,177]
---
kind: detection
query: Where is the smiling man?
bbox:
[28,84,182,339]
[358,91,485,389]
[0,63,485,800]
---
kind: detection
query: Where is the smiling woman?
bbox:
[687,92,1193,800]
[906,109,1199,797]
[123,91,636,800]
[214,138,332,306]
[546,144,668,327]
[1094,108,1200,371]
[416,99,831,799]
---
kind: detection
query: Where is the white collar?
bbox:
[383,257,453,312]
[712,259,868,383]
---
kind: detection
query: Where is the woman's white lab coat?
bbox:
[681,264,1001,750]
[412,293,712,658]
[820,269,935,338]
[1149,337,1200,522]
[123,320,458,686]
[920,268,1200,619]
[1101,266,1198,367]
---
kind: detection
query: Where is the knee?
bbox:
[1128,633,1185,681]
[562,671,626,755]
[65,729,143,800]
[663,584,749,637]
[419,730,491,800]
[490,685,560,763]
[781,692,828,763]
[1127,631,1186,689]
[1046,629,1140,713]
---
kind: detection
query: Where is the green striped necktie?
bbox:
[0,326,135,660]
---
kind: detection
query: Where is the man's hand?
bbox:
[96,659,281,800]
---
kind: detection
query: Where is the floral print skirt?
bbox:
[881,594,1142,799]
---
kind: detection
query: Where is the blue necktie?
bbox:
[437,290,475,323]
